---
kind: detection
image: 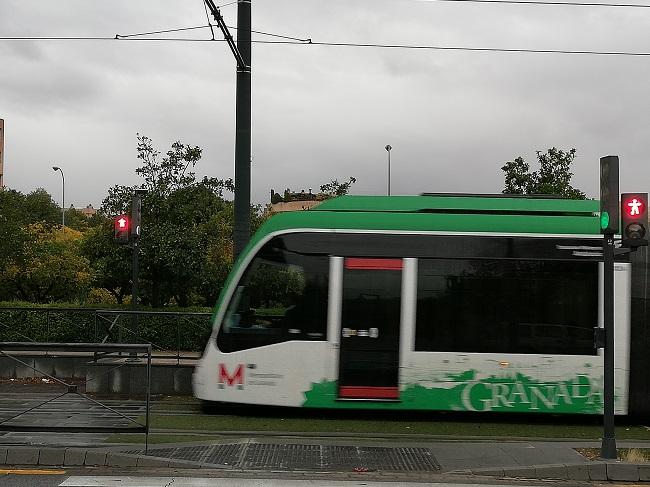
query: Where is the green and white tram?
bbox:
[193,194,650,415]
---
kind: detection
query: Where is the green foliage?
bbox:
[80,221,134,304]
[0,224,92,303]
[501,148,586,199]
[320,177,357,197]
[22,188,61,225]
[0,303,212,351]
[101,134,240,307]
[86,288,119,305]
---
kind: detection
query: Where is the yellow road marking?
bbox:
[0,468,66,475]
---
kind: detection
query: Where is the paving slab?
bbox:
[106,452,138,467]
[84,450,108,466]
[533,464,567,479]
[6,447,39,465]
[64,448,87,466]
[39,447,65,465]
[607,462,640,481]
[502,466,536,478]
[588,462,608,481]
[566,463,591,480]
[639,464,650,482]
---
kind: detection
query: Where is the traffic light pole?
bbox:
[601,233,617,459]
[130,192,143,345]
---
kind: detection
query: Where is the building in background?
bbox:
[79,204,97,218]
[267,188,328,214]
[0,119,4,188]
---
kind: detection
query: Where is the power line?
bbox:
[423,0,650,7]
[115,25,209,38]
[258,39,650,56]
[2,35,650,56]
[115,24,310,42]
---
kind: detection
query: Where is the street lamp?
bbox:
[385,145,392,196]
[52,166,65,230]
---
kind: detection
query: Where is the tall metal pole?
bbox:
[601,232,617,458]
[52,166,65,230]
[385,145,392,196]
[131,192,143,345]
[234,0,252,260]
[598,155,618,460]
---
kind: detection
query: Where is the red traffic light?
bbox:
[621,193,648,248]
[114,215,130,244]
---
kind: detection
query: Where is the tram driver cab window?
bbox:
[217,235,329,352]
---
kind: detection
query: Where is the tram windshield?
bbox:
[217,236,329,352]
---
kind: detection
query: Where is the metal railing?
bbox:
[0,307,213,360]
[0,342,153,451]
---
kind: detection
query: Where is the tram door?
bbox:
[337,258,402,400]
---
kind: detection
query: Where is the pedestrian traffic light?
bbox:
[621,193,648,248]
[600,156,619,234]
[114,215,130,244]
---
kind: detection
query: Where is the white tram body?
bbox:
[194,195,649,415]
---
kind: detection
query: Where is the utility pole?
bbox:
[205,0,252,260]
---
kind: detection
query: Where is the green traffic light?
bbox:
[600,211,610,230]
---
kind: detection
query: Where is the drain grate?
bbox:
[124,443,439,472]
[204,443,244,467]
[243,443,322,470]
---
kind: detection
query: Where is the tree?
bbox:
[101,134,240,307]
[80,222,133,304]
[1,224,92,303]
[23,188,61,225]
[320,177,357,197]
[501,148,586,199]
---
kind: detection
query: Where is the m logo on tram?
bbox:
[218,363,244,389]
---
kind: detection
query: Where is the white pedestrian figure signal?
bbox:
[627,198,642,216]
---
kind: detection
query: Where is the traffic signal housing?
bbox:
[114,215,131,244]
[621,193,648,248]
[600,156,620,234]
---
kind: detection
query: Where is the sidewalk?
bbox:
[1,436,649,482]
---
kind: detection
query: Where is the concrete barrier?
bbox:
[0,353,196,396]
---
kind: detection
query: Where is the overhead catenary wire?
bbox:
[116,24,311,42]
[1,35,650,56]
[422,0,650,7]
[202,2,217,40]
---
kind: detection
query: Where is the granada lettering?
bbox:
[460,379,601,412]
[218,363,244,389]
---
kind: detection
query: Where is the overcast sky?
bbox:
[1,0,650,208]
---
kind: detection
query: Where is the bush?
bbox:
[86,288,118,305]
[0,302,214,351]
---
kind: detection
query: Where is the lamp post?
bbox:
[52,166,65,230]
[385,145,392,196]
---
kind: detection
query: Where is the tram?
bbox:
[193,194,650,415]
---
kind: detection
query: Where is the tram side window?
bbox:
[415,258,598,355]
[217,239,329,353]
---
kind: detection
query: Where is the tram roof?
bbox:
[249,195,602,245]
[313,194,599,215]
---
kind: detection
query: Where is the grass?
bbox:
[576,448,650,463]
[142,412,650,440]
[114,396,650,443]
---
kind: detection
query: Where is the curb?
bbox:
[455,461,650,482]
[0,446,648,481]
